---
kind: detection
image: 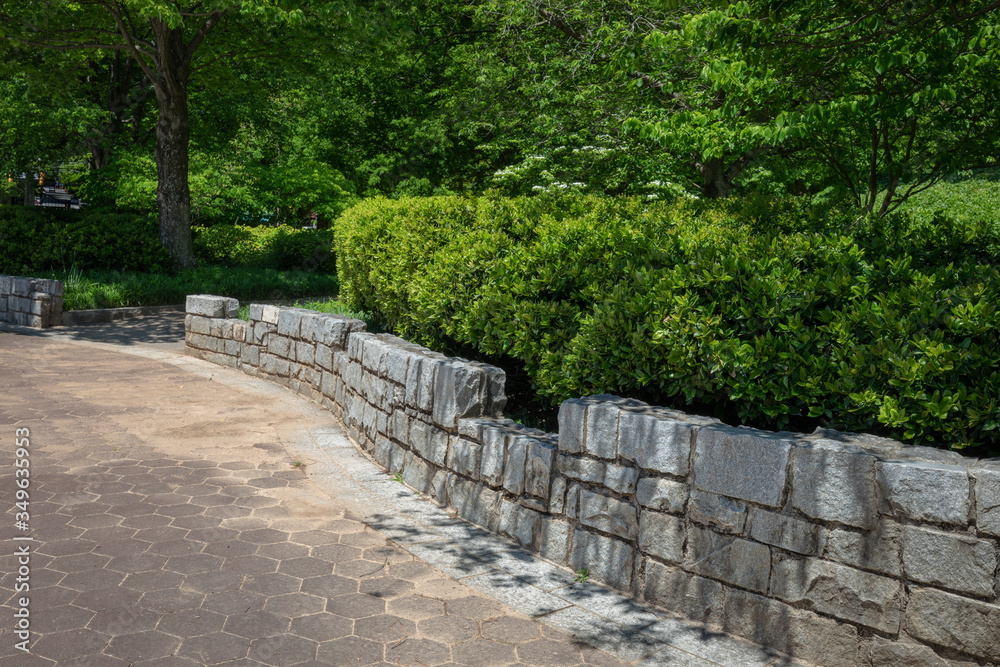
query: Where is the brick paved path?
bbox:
[0,334,627,666]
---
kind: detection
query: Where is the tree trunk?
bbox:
[700,157,733,199]
[23,176,33,207]
[155,90,195,268]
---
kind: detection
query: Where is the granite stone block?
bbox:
[686,526,770,594]
[618,410,694,476]
[770,555,902,633]
[571,529,634,591]
[636,478,688,514]
[578,488,638,541]
[906,587,1000,660]
[901,525,997,597]
[877,460,971,525]
[747,508,826,556]
[694,425,793,507]
[689,490,747,535]
[638,510,685,563]
[791,439,879,529]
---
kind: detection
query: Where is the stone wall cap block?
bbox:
[694,424,794,507]
[186,294,235,318]
[791,439,879,529]
[260,304,280,324]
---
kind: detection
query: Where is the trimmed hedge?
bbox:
[336,195,1000,453]
[0,206,174,273]
[193,224,336,273]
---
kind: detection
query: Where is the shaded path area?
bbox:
[0,334,626,666]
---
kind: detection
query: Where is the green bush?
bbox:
[0,206,174,274]
[193,224,335,273]
[337,194,1000,453]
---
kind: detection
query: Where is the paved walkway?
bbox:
[0,318,798,667]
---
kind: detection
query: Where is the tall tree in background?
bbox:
[0,1,352,267]
[625,0,1000,209]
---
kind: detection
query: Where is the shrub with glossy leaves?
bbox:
[336,194,1000,453]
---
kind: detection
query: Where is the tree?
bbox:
[625,0,1000,211]
[0,1,336,267]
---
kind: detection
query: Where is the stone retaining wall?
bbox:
[186,294,1000,667]
[0,275,63,327]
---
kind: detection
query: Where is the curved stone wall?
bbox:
[185,295,1000,666]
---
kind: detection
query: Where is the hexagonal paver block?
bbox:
[301,574,358,598]
[263,592,327,618]
[48,552,111,574]
[89,608,160,634]
[221,555,279,575]
[224,611,291,639]
[67,513,123,529]
[139,589,205,613]
[202,539,258,558]
[106,553,168,574]
[242,572,301,596]
[120,514,173,529]
[289,613,353,642]
[288,530,339,546]
[453,638,518,666]
[335,559,388,578]
[418,615,479,644]
[134,526,189,543]
[156,609,227,638]
[354,614,416,643]
[249,634,319,666]
[33,604,94,633]
[37,538,97,558]
[59,569,126,591]
[326,593,386,619]
[148,539,201,557]
[260,542,312,560]
[359,577,415,600]
[388,595,446,621]
[182,570,245,594]
[317,636,384,665]
[74,586,143,612]
[447,595,505,620]
[517,639,584,666]
[279,557,334,579]
[122,570,186,592]
[171,515,224,530]
[157,504,207,518]
[31,628,111,661]
[240,528,290,544]
[385,637,451,666]
[106,630,182,663]
[165,553,224,575]
[200,589,265,614]
[483,616,543,644]
[178,632,251,664]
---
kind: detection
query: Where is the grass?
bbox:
[47,266,339,311]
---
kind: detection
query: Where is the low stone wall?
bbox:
[186,294,1000,667]
[0,275,63,327]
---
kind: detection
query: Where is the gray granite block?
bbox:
[877,460,971,525]
[693,425,793,507]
